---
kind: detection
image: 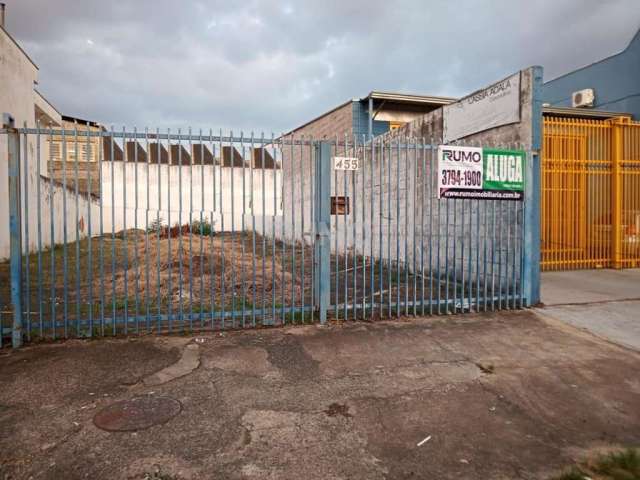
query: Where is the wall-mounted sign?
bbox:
[443,72,521,143]
[437,145,525,201]
[333,157,360,171]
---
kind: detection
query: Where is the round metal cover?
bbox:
[93,396,182,432]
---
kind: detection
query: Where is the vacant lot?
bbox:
[1,229,461,340]
[1,309,639,479]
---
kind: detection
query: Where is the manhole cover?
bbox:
[93,396,182,432]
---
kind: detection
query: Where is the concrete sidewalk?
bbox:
[541,269,640,306]
[537,300,640,351]
[540,269,640,351]
[1,310,639,480]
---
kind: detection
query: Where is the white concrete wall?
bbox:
[21,170,102,252]
[100,162,282,234]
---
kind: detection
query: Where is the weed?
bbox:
[147,217,164,233]
[551,448,640,480]
[191,218,216,236]
[592,448,640,479]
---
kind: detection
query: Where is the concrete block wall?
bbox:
[291,102,354,140]
[279,101,354,245]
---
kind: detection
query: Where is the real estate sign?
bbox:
[437,145,525,200]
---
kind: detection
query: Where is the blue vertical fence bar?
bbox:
[5,114,22,348]
[1,126,535,345]
[22,124,30,339]
[314,141,331,324]
[523,65,543,307]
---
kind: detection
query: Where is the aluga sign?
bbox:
[437,145,525,200]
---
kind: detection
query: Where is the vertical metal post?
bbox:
[523,66,543,306]
[610,117,623,269]
[368,97,373,140]
[4,113,22,347]
[314,141,331,324]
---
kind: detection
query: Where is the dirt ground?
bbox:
[1,230,444,337]
[1,310,639,480]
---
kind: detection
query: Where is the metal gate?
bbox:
[324,137,528,320]
[1,119,533,347]
[541,116,640,270]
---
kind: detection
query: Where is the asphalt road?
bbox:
[1,309,639,479]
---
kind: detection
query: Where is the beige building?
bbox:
[0,4,99,259]
[49,116,104,163]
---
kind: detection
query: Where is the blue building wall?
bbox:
[352,100,390,138]
[543,29,640,119]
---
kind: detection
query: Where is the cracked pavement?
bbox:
[1,309,639,479]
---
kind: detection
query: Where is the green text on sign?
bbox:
[483,149,525,192]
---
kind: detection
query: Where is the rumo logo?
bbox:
[442,149,481,162]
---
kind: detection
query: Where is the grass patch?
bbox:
[552,448,640,480]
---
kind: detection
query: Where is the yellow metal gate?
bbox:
[541,116,640,271]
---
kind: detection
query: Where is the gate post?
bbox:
[4,113,23,347]
[610,117,623,269]
[523,67,543,306]
[314,141,331,324]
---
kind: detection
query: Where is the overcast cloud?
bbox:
[4,0,640,132]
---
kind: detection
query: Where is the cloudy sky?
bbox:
[5,0,640,132]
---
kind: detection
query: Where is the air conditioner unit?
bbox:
[572,88,595,108]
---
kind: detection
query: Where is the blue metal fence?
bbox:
[1,123,532,347]
[322,136,528,321]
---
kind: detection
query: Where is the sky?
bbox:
[5,0,640,133]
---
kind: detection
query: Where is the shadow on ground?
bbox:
[1,310,639,479]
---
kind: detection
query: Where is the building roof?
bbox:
[364,91,456,106]
[286,91,456,135]
[542,106,632,119]
[545,25,640,84]
[286,86,632,137]
[34,89,61,117]
[61,115,102,128]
